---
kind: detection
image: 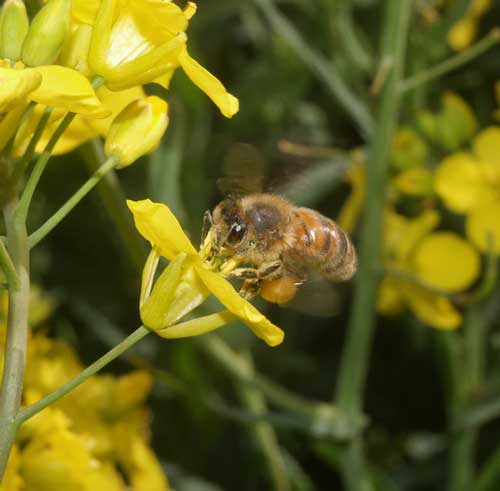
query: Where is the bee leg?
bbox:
[229,268,259,279]
[230,261,283,281]
[257,261,283,281]
[239,279,261,300]
[201,210,213,245]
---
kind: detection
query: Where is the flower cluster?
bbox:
[0,0,238,169]
[0,291,168,491]
[339,91,488,329]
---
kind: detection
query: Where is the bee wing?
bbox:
[218,142,267,197]
[281,277,342,318]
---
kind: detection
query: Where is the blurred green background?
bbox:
[27,1,500,490]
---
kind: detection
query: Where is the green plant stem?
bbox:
[446,305,486,491]
[474,445,500,491]
[0,197,30,481]
[13,106,52,182]
[401,29,500,93]
[334,5,372,74]
[28,156,118,248]
[253,0,374,138]
[0,238,19,290]
[333,0,411,489]
[80,139,147,273]
[16,325,149,424]
[16,112,77,223]
[237,350,290,491]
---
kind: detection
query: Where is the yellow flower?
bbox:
[434,126,500,253]
[377,209,480,329]
[391,127,429,170]
[86,0,238,117]
[104,95,168,167]
[0,66,41,113]
[417,92,478,151]
[13,84,145,156]
[448,0,492,51]
[127,199,284,347]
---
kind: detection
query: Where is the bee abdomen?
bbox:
[293,209,357,281]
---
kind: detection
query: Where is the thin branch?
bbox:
[401,29,500,93]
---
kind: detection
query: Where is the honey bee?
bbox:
[203,193,357,304]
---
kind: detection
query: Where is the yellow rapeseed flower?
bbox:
[86,0,238,117]
[377,209,480,329]
[448,0,492,51]
[104,96,168,167]
[127,199,284,347]
[434,126,500,253]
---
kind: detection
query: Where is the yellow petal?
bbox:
[33,114,99,155]
[377,276,405,315]
[127,199,197,259]
[29,65,111,117]
[0,102,27,152]
[467,200,500,253]
[71,0,101,24]
[194,265,284,346]
[157,310,235,339]
[105,95,169,167]
[383,208,439,263]
[140,253,187,331]
[179,45,239,118]
[0,67,41,113]
[404,284,462,329]
[412,232,480,292]
[337,162,365,233]
[184,2,197,20]
[391,127,429,170]
[448,16,477,51]
[434,153,484,213]
[473,126,500,168]
[393,167,433,196]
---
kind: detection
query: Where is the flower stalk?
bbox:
[0,196,30,480]
[333,0,412,489]
[16,325,150,424]
[29,156,118,248]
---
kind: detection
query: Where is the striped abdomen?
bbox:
[289,208,357,281]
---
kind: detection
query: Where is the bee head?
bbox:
[212,198,248,252]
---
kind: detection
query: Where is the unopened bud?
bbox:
[59,23,92,75]
[21,0,71,66]
[105,96,169,168]
[0,0,29,60]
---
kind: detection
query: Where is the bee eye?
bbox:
[226,223,246,246]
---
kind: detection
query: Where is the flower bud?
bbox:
[0,0,29,61]
[105,96,168,168]
[59,23,93,75]
[21,0,71,67]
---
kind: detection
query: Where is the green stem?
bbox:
[236,350,290,491]
[474,446,500,491]
[16,325,149,424]
[447,305,486,491]
[333,0,411,489]
[16,112,77,223]
[13,105,52,182]
[0,238,19,290]
[0,197,30,481]
[80,139,147,273]
[28,156,118,248]
[401,29,500,93]
[253,0,374,138]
